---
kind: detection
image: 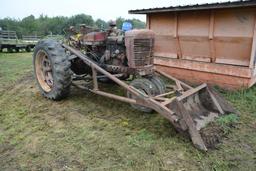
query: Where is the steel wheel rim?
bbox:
[35,50,53,92]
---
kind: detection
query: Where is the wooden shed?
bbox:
[129,0,256,89]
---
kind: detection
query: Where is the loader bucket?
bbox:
[169,83,237,151]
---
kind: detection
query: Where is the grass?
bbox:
[0,52,255,170]
[0,52,32,94]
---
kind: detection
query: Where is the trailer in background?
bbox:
[0,30,40,52]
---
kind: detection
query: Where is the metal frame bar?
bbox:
[63,44,180,123]
[92,66,98,90]
[155,91,175,98]
[62,43,230,151]
[176,101,207,151]
[155,68,193,90]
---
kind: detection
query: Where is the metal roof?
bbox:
[129,0,256,14]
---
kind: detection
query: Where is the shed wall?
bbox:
[147,7,256,89]
[148,7,256,66]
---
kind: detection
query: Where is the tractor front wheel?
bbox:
[148,75,166,95]
[127,78,157,113]
[33,39,72,100]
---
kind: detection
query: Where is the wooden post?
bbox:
[249,12,256,69]
[146,15,150,29]
[209,10,216,63]
[174,13,178,38]
[174,12,182,58]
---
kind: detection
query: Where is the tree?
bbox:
[131,19,146,29]
[115,17,146,30]
[0,14,146,37]
[95,19,108,30]
[20,15,37,35]
[65,14,94,28]
[115,17,125,29]
[0,18,22,37]
[47,16,67,35]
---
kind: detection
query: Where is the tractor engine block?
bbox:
[69,28,155,76]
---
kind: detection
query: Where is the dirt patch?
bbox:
[200,114,239,149]
[0,73,34,96]
[200,123,225,149]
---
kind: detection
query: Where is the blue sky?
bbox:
[0,0,232,21]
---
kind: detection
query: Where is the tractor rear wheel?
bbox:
[33,39,71,100]
[127,78,157,113]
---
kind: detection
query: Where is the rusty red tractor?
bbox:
[33,25,237,151]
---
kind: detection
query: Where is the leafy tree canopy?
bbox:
[0,14,145,38]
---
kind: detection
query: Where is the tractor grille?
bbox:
[133,38,153,67]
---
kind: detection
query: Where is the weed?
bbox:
[215,114,239,134]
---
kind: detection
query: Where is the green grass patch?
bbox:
[216,113,239,131]
[0,52,32,89]
[216,114,239,125]
[0,52,255,170]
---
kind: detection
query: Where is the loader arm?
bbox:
[63,43,237,151]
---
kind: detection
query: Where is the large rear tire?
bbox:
[127,78,157,113]
[33,39,71,100]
